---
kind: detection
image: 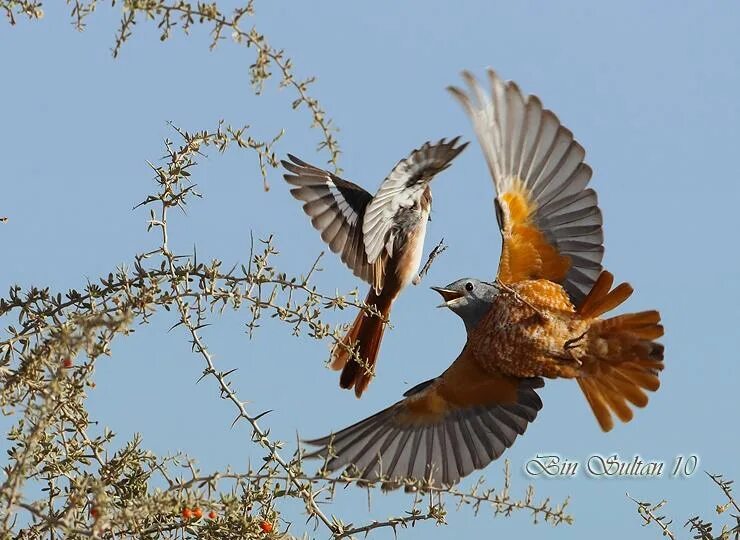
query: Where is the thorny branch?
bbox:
[628,472,740,540]
[0,124,573,539]
[2,0,341,168]
[628,495,677,540]
[111,0,341,170]
[1,0,43,24]
[150,145,336,532]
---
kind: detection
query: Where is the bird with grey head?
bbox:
[431,278,499,333]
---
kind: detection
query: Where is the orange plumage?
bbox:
[465,272,663,431]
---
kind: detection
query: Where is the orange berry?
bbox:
[208,510,217,519]
[193,507,203,520]
[90,507,99,518]
[259,520,273,533]
[182,508,193,520]
[62,358,72,368]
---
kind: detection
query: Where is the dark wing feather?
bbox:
[305,376,543,487]
[282,155,375,284]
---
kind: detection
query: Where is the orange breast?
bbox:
[468,280,585,379]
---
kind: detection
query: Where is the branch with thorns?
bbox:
[0,123,574,539]
[628,472,740,540]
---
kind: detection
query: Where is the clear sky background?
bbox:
[2,1,739,538]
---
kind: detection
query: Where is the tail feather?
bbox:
[578,270,614,314]
[594,368,636,423]
[330,290,392,397]
[598,311,663,340]
[618,362,661,391]
[577,271,664,431]
[329,316,362,371]
[577,378,615,431]
[578,274,634,319]
[608,369,649,407]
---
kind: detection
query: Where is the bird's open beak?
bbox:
[431,286,464,307]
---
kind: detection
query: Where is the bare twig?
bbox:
[413,238,447,285]
[628,474,740,540]
[109,0,341,170]
[627,494,676,540]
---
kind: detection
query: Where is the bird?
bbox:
[282,138,468,397]
[303,69,664,487]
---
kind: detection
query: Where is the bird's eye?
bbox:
[465,282,474,292]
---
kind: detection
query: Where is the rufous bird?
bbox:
[283,139,468,397]
[304,69,664,486]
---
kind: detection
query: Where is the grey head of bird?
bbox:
[431,278,499,333]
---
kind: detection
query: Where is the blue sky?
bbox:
[2,1,739,538]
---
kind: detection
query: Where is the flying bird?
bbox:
[282,138,468,397]
[304,69,664,487]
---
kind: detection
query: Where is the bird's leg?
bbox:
[561,331,588,366]
[564,331,587,351]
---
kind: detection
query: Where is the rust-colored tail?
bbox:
[577,271,665,432]
[330,289,392,398]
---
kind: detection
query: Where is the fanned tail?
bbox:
[330,290,392,398]
[577,271,665,431]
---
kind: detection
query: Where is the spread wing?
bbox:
[282,154,375,284]
[449,69,604,307]
[362,137,468,289]
[305,349,542,486]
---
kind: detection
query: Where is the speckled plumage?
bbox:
[469,280,587,379]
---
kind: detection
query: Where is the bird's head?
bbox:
[431,278,499,332]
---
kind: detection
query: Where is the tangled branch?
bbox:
[0,124,572,539]
[628,472,740,540]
